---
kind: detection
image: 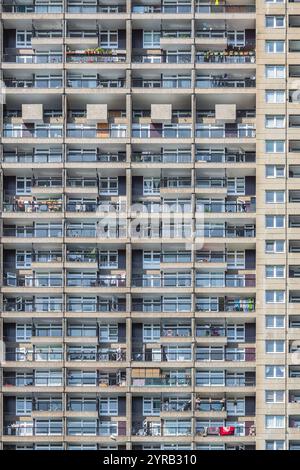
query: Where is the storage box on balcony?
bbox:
[215,104,236,123]
[86,104,108,123]
[151,104,172,123]
[22,104,43,123]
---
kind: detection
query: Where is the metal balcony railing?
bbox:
[66,127,127,138]
[131,152,192,163]
[3,276,63,287]
[66,53,126,63]
[3,300,63,313]
[196,376,256,387]
[195,299,255,312]
[132,78,192,88]
[67,152,126,162]
[2,3,63,13]
[66,277,126,287]
[3,228,63,238]
[132,4,192,13]
[67,4,126,13]
[196,77,256,88]
[131,377,192,386]
[3,126,63,138]
[196,52,255,64]
[67,349,126,362]
[195,3,256,13]
[131,275,192,288]
[4,78,63,88]
[195,275,256,288]
[132,125,192,139]
[198,227,256,238]
[195,350,256,361]
[3,201,62,213]
[195,125,256,138]
[67,78,125,88]
[132,424,192,437]
[132,54,192,64]
[196,151,255,163]
[3,152,63,163]
[3,54,63,63]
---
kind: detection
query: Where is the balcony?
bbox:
[132,152,192,163]
[66,126,127,138]
[132,53,192,64]
[132,78,191,89]
[198,226,256,238]
[2,2,63,13]
[3,53,62,64]
[196,275,256,288]
[196,150,255,163]
[195,2,255,13]
[195,125,256,139]
[3,299,63,313]
[67,3,126,13]
[5,348,63,362]
[67,348,126,362]
[3,199,62,213]
[132,275,192,288]
[66,52,126,64]
[131,377,192,387]
[4,77,63,88]
[132,423,192,437]
[66,276,126,288]
[132,3,192,13]
[67,78,125,88]
[196,375,256,387]
[3,227,63,238]
[3,151,63,163]
[132,125,192,139]
[3,276,63,288]
[196,50,255,64]
[196,76,255,88]
[197,201,255,213]
[196,297,255,313]
[3,125,63,139]
[66,151,126,162]
[66,300,126,313]
[196,349,256,362]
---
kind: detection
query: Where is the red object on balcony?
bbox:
[219,426,235,436]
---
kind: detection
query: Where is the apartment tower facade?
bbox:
[0,0,298,451]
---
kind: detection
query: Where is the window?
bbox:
[99,324,118,342]
[265,240,285,253]
[100,30,118,48]
[266,315,285,328]
[265,390,285,403]
[143,398,161,416]
[265,65,285,79]
[16,30,32,47]
[99,251,118,268]
[266,441,285,450]
[16,324,32,342]
[16,250,32,268]
[265,290,285,303]
[265,215,285,228]
[266,340,285,353]
[143,324,160,341]
[143,31,161,48]
[265,365,285,378]
[226,399,245,416]
[143,177,160,195]
[143,251,161,268]
[16,177,32,195]
[265,265,285,278]
[265,140,285,153]
[265,90,285,103]
[99,177,118,195]
[265,191,285,203]
[265,415,285,429]
[265,0,284,3]
[99,398,118,416]
[265,16,285,28]
[265,40,285,53]
[265,165,285,178]
[265,115,285,128]
[16,397,32,416]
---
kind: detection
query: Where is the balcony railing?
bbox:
[132,54,192,64]
[3,126,63,138]
[195,275,256,288]
[67,78,125,88]
[197,51,255,64]
[3,152,63,163]
[198,201,255,213]
[199,227,256,238]
[131,377,191,386]
[196,350,255,361]
[132,424,192,437]
[196,151,255,163]
[132,125,192,139]
[195,125,256,138]
[66,277,126,287]
[196,298,255,312]
[195,3,256,13]
[132,78,191,88]
[67,4,126,13]
[132,275,192,288]
[196,77,255,88]
[3,376,63,387]
[132,302,192,313]
[196,376,256,387]
[3,300,63,312]
[3,201,62,213]
[66,53,126,63]
[2,3,63,13]
[132,152,192,163]
[132,4,192,13]
[67,349,126,362]
[66,127,127,138]
[3,54,62,63]
[66,301,126,312]
[3,227,62,238]
[67,152,126,162]
[4,78,63,88]
[4,276,63,288]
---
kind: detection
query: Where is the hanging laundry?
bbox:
[219,426,235,436]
